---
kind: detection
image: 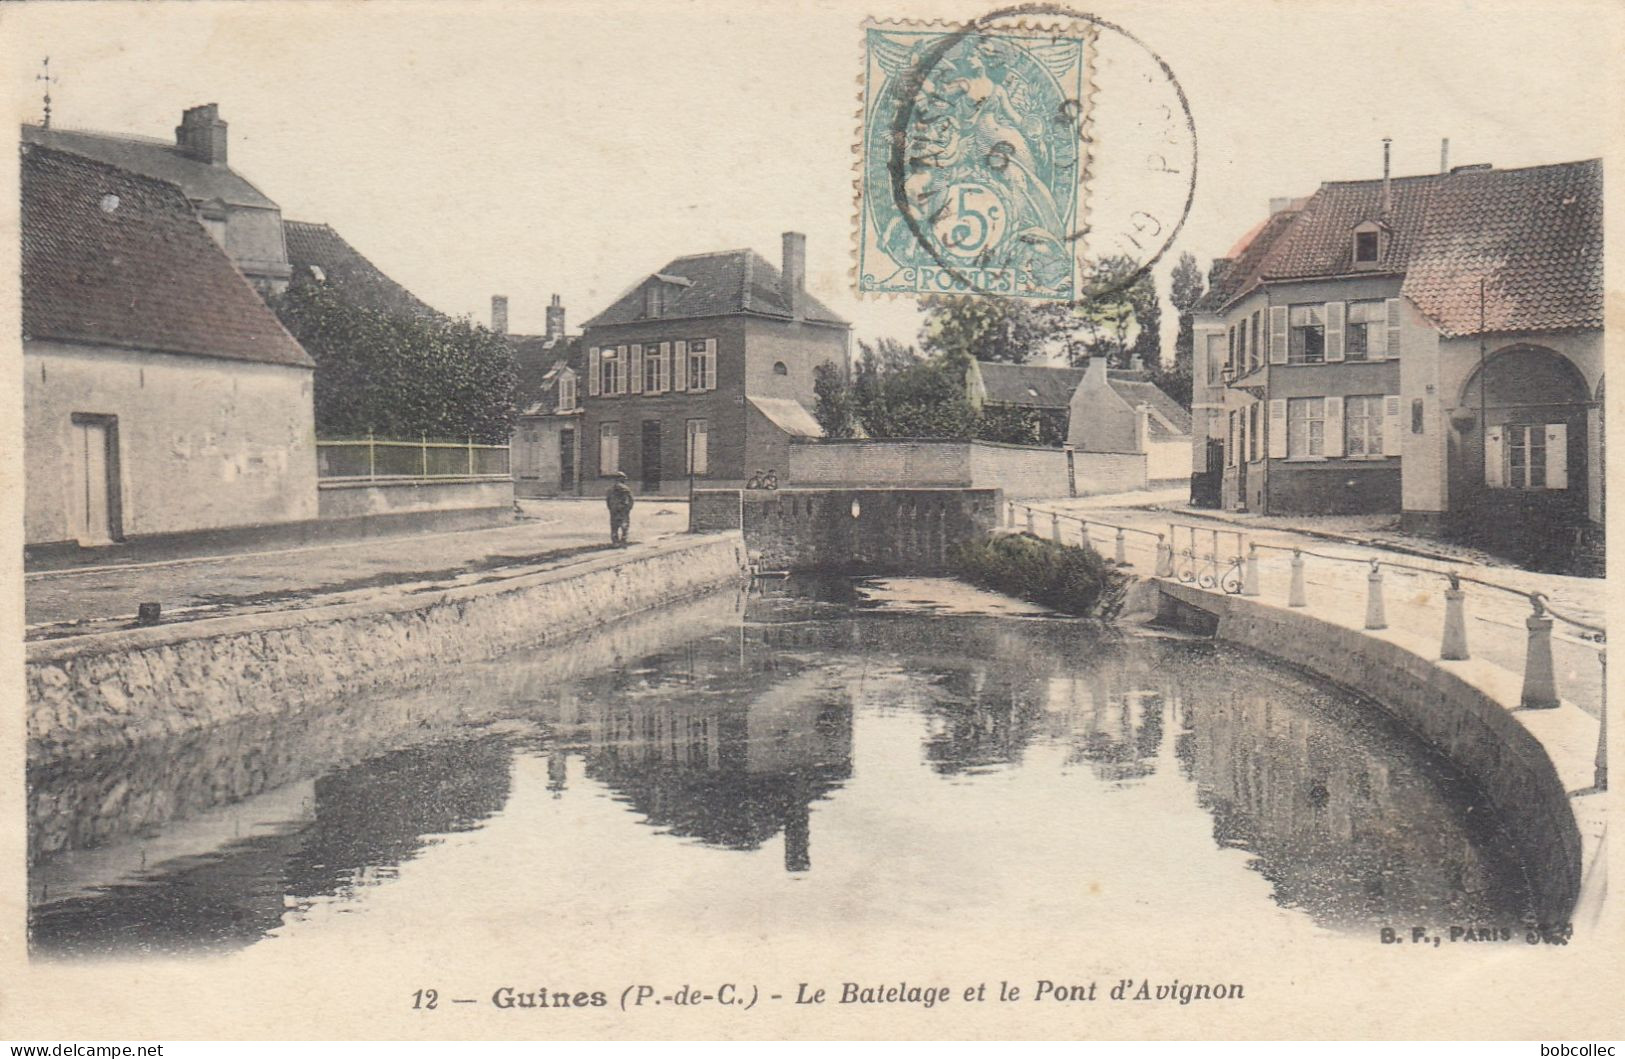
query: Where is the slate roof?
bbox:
[1207,159,1602,336]
[748,397,824,438]
[513,335,581,409]
[1106,372,1192,436]
[976,361,1085,409]
[283,220,441,319]
[519,358,579,416]
[583,249,849,328]
[21,145,313,368]
[22,123,278,210]
[1400,159,1602,336]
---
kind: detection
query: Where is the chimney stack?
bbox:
[546,294,566,340]
[782,231,806,319]
[491,295,509,335]
[176,104,228,166]
[1381,138,1393,217]
[1440,138,1450,174]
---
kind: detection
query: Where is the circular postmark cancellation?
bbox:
[856,5,1197,303]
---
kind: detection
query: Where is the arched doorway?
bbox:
[1451,345,1592,568]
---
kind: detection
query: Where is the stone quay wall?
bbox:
[1154,579,1584,926]
[692,487,1000,574]
[27,532,749,767]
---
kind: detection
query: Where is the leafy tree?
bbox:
[812,360,856,438]
[859,358,981,438]
[272,283,517,443]
[975,404,1068,446]
[1169,251,1206,377]
[919,295,1050,364]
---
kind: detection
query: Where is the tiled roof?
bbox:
[748,396,824,438]
[1207,158,1601,335]
[976,361,1085,409]
[1194,206,1302,312]
[22,124,278,210]
[1258,174,1437,280]
[582,249,848,328]
[1401,159,1602,336]
[21,145,313,368]
[1107,374,1192,436]
[283,220,440,319]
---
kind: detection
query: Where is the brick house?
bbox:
[577,233,849,494]
[22,145,317,548]
[24,105,293,296]
[1191,153,1602,564]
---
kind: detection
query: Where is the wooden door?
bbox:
[641,420,662,491]
[559,428,576,492]
[70,417,118,544]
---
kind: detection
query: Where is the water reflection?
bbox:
[29,578,1538,958]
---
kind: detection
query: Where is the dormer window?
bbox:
[1351,221,1384,268]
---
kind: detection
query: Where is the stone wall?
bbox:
[787,438,1147,498]
[27,533,748,767]
[691,487,999,574]
[1154,580,1583,925]
[317,476,514,519]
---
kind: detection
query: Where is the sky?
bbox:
[4,0,1618,357]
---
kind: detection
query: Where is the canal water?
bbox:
[29,577,1536,960]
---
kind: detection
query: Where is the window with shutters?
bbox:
[1344,395,1385,456]
[1288,305,1326,364]
[1227,411,1238,466]
[1206,334,1226,383]
[1249,403,1261,462]
[685,418,709,476]
[1346,301,1383,360]
[1226,327,1235,376]
[1236,318,1248,369]
[1288,397,1325,457]
[599,350,621,396]
[557,371,577,412]
[687,339,714,391]
[1250,311,1262,371]
[599,422,620,475]
[643,344,665,393]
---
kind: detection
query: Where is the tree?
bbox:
[812,360,856,438]
[272,283,517,443]
[860,358,981,438]
[1169,251,1206,377]
[919,295,1050,364]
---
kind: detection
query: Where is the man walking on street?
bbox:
[606,471,634,545]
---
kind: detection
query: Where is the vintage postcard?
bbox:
[0,0,1621,1043]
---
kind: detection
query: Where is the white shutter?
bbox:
[672,340,688,392]
[1324,396,1344,457]
[1268,307,1288,364]
[615,346,628,394]
[1325,302,1346,361]
[1367,302,1389,357]
[1385,298,1402,356]
[1546,423,1568,489]
[657,341,671,393]
[629,344,644,394]
[702,340,718,391]
[587,347,600,396]
[1268,399,1288,458]
[1485,426,1505,487]
[1382,395,1403,456]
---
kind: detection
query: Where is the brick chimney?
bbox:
[546,293,566,340]
[781,231,806,319]
[176,104,228,166]
[491,295,509,335]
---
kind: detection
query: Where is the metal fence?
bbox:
[317,436,511,481]
[1002,499,1606,791]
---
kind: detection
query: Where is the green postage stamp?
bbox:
[857,20,1093,301]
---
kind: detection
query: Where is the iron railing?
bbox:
[317,435,511,481]
[1002,499,1606,791]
